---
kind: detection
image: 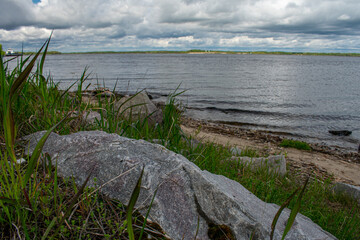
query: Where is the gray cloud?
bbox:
[0,0,35,30]
[1,0,360,52]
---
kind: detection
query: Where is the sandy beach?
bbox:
[180,116,360,186]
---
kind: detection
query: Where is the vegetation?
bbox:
[279,139,312,151]
[61,49,360,57]
[0,44,5,56]
[0,37,359,240]
[23,51,61,55]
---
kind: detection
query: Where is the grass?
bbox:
[0,39,359,240]
[279,139,312,151]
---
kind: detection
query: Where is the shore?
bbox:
[82,92,360,186]
[180,116,360,186]
[20,50,360,57]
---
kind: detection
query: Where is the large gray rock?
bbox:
[115,92,163,126]
[25,131,336,240]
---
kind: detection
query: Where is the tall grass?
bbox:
[0,39,164,239]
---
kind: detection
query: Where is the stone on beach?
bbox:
[333,182,360,204]
[230,154,287,176]
[81,111,103,125]
[115,91,163,126]
[25,131,336,240]
[69,111,104,127]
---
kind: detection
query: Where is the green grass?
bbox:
[279,139,312,151]
[0,38,359,240]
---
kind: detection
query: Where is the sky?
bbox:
[1,0,360,53]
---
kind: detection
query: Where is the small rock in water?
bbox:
[328,130,352,136]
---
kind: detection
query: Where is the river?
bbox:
[8,53,360,151]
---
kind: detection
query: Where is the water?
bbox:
[7,53,360,150]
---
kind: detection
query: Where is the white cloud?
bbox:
[338,14,350,21]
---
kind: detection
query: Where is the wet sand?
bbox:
[181,117,360,186]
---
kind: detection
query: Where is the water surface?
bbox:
[9,53,360,150]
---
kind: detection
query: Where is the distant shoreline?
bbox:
[20,50,360,57]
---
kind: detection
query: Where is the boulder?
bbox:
[231,155,287,176]
[69,111,104,127]
[333,182,360,203]
[25,131,336,240]
[115,92,163,126]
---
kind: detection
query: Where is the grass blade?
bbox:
[138,187,158,240]
[9,40,47,102]
[0,197,21,205]
[50,169,94,239]
[41,217,57,240]
[126,166,144,240]
[39,31,53,76]
[270,187,300,240]
[23,112,70,186]
[281,177,309,240]
[2,39,49,162]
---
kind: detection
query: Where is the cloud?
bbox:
[0,0,35,30]
[1,0,360,52]
[338,14,350,21]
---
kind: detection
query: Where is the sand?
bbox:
[180,117,360,186]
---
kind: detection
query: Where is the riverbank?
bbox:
[21,50,360,57]
[180,116,360,186]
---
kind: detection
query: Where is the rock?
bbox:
[151,139,170,146]
[8,158,27,165]
[81,111,103,125]
[230,147,242,155]
[189,138,201,148]
[16,158,26,164]
[25,131,336,240]
[154,101,166,109]
[70,111,104,127]
[93,87,110,94]
[231,155,287,176]
[333,182,360,203]
[98,91,113,97]
[328,130,352,136]
[115,92,163,126]
[81,95,99,106]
